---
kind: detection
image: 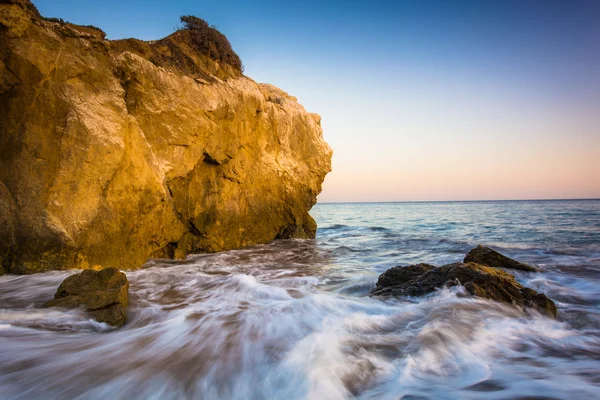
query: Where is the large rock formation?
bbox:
[45,267,129,326]
[0,1,332,274]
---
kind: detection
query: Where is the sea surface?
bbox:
[1,199,600,399]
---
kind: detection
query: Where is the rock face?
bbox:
[372,254,557,317]
[45,267,129,326]
[0,1,332,274]
[464,245,538,272]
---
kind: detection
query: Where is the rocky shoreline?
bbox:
[43,245,558,327]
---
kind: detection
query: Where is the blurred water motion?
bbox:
[1,200,599,399]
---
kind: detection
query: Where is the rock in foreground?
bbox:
[464,245,538,272]
[45,268,129,326]
[371,262,557,317]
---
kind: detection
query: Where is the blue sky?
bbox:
[34,0,600,201]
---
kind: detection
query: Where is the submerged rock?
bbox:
[0,1,331,274]
[45,268,129,326]
[371,262,557,317]
[464,245,538,272]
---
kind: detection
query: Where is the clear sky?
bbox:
[34,0,600,202]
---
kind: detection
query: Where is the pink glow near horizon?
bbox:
[314,87,600,202]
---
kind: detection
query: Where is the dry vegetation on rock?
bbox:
[179,15,243,73]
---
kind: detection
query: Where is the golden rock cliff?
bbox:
[0,0,332,274]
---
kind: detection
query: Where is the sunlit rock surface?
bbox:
[464,244,539,272]
[0,0,332,273]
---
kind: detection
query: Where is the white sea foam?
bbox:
[2,200,600,399]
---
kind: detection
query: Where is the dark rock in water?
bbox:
[464,245,538,272]
[371,262,557,317]
[374,263,436,289]
[45,268,129,326]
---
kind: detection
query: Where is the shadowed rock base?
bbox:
[45,268,129,326]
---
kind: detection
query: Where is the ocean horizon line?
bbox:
[317,197,600,205]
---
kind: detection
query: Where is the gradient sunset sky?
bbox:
[35,0,600,202]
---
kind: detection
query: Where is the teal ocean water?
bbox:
[1,199,599,399]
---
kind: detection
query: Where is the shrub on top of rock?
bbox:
[179,15,243,73]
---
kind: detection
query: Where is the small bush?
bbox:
[42,16,65,24]
[82,24,103,32]
[179,15,243,73]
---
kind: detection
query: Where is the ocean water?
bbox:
[1,199,599,399]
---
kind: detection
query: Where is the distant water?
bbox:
[1,199,599,399]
